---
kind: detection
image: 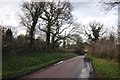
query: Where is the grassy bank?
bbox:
[89,56,118,78]
[2,53,77,79]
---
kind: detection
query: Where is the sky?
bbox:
[0,0,118,36]
[71,2,118,35]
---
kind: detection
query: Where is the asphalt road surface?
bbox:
[22,56,92,78]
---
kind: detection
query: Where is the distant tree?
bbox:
[2,27,7,42]
[2,28,13,55]
[85,21,106,43]
[5,28,13,42]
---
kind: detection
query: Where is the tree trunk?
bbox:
[51,35,56,50]
[29,29,34,50]
[63,39,66,49]
[46,23,51,46]
[46,32,50,46]
[29,18,38,50]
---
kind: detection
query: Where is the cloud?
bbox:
[72,2,118,28]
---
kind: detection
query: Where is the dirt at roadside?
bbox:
[84,57,100,79]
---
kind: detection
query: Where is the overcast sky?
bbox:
[0,0,118,36]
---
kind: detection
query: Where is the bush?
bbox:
[2,45,12,56]
[87,37,118,60]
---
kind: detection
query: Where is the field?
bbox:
[89,56,119,78]
[2,53,77,79]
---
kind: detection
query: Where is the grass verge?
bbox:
[88,55,118,78]
[2,53,77,79]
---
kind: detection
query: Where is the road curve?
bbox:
[21,56,90,78]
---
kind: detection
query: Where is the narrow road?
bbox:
[22,56,92,78]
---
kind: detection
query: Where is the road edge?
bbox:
[84,56,99,79]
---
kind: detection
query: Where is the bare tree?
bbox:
[50,20,77,48]
[101,0,120,44]
[20,1,43,50]
[38,1,73,47]
[84,21,106,43]
[56,22,83,49]
[101,0,120,10]
[101,0,120,61]
[84,21,107,55]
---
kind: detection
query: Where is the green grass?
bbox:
[88,55,118,78]
[2,53,77,79]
